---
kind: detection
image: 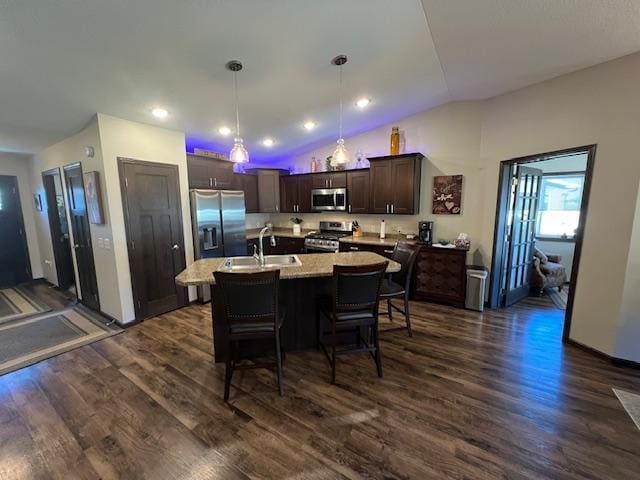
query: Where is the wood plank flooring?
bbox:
[1,296,639,479]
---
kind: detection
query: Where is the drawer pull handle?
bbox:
[349,246,359,251]
[383,249,394,254]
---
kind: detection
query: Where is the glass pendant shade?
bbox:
[230,136,249,163]
[331,138,349,166]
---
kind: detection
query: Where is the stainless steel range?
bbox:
[304,221,353,253]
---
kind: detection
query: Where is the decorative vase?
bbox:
[390,126,400,155]
[293,224,301,235]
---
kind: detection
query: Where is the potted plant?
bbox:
[290,217,303,235]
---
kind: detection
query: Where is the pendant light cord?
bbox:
[338,64,343,140]
[234,70,240,137]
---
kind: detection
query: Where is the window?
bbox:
[536,174,584,239]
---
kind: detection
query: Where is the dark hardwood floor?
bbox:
[19,280,77,311]
[1,296,638,479]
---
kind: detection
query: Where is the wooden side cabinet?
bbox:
[368,153,423,215]
[346,169,370,214]
[256,170,281,213]
[280,175,314,213]
[187,154,234,189]
[233,173,258,213]
[413,246,467,307]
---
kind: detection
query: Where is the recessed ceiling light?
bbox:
[262,138,274,147]
[303,121,316,131]
[151,107,169,119]
[355,97,371,109]
[218,126,232,136]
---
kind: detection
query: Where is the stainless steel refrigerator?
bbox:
[190,189,247,301]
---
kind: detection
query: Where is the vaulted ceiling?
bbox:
[1,0,639,163]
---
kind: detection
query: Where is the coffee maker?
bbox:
[418,221,433,245]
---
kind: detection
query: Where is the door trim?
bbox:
[117,157,187,322]
[0,175,32,283]
[488,144,596,343]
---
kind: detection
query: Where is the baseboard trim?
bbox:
[566,338,640,369]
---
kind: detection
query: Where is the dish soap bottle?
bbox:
[390,126,400,155]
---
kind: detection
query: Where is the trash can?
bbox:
[466,266,488,312]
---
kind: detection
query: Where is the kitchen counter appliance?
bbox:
[311,188,347,211]
[304,221,353,253]
[190,189,247,301]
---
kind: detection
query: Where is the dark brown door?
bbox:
[257,170,280,213]
[0,176,31,286]
[347,170,370,214]
[210,160,234,188]
[297,176,313,213]
[280,176,298,213]
[119,159,186,320]
[327,172,347,188]
[64,163,100,310]
[391,157,416,214]
[504,165,543,306]
[369,160,393,214]
[42,169,75,290]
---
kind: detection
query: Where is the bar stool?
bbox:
[316,262,388,384]
[379,242,419,337]
[213,269,284,402]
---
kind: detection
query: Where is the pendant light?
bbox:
[227,60,249,163]
[331,55,349,167]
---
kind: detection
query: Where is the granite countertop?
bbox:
[246,227,315,240]
[175,251,400,286]
[339,233,418,247]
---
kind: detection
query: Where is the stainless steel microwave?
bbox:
[311,188,347,211]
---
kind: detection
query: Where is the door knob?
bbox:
[73,244,80,249]
[171,244,180,250]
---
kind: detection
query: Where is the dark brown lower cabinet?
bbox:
[338,242,395,259]
[247,236,305,256]
[413,246,467,307]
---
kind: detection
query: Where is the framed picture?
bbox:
[34,194,42,212]
[83,171,105,224]
[432,175,463,215]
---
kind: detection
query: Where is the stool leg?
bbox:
[224,342,234,402]
[373,324,383,378]
[387,299,393,322]
[404,294,413,337]
[275,329,284,396]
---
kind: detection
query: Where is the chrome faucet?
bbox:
[256,226,272,266]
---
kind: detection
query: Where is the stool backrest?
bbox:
[391,242,419,291]
[214,270,280,330]
[332,262,388,314]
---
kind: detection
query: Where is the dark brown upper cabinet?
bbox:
[346,169,370,214]
[280,175,313,213]
[256,169,282,213]
[368,153,423,215]
[233,173,259,213]
[311,171,347,189]
[187,154,234,189]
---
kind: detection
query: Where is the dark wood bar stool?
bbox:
[316,262,388,384]
[379,242,419,337]
[213,270,284,402]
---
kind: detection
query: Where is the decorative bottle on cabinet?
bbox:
[390,126,400,155]
[310,156,318,172]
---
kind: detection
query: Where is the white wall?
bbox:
[0,152,42,278]
[96,114,194,324]
[31,119,104,292]
[285,53,640,360]
[278,101,484,262]
[615,180,640,362]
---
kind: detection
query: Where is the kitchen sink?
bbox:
[222,254,302,270]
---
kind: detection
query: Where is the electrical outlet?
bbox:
[104,238,111,250]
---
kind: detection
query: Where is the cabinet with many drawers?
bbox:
[413,246,467,307]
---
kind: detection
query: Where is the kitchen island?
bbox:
[175,251,400,362]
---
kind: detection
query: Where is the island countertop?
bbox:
[175,251,400,286]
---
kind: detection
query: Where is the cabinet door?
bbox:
[312,173,330,189]
[297,176,313,213]
[391,158,416,214]
[339,242,368,253]
[235,174,259,213]
[280,176,298,213]
[210,160,234,188]
[346,170,370,214]
[369,160,392,214]
[257,171,280,213]
[187,155,213,189]
[328,172,347,188]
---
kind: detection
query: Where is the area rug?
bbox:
[0,286,51,324]
[547,285,569,310]
[613,388,640,430]
[0,305,121,376]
